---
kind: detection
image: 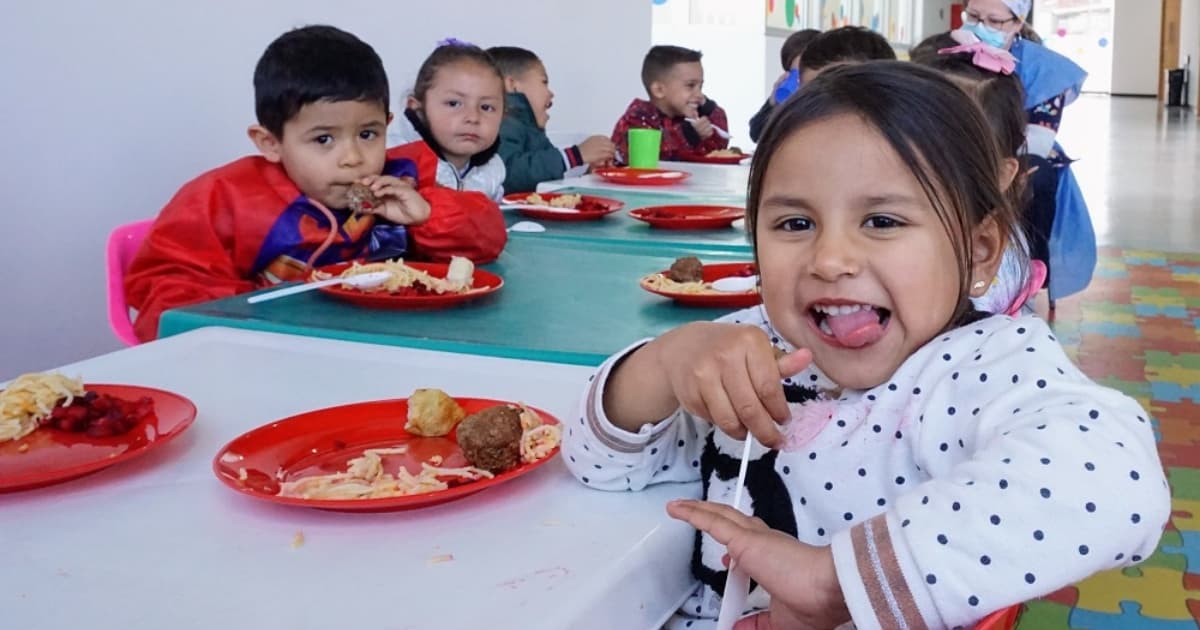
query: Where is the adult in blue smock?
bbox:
[963,0,1095,303]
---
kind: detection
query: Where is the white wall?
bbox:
[1180,0,1200,108]
[0,0,649,379]
[1110,0,1163,95]
[918,0,954,46]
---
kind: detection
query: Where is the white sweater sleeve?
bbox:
[830,318,1170,629]
[561,339,710,491]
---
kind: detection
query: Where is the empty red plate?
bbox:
[313,261,503,309]
[0,384,197,492]
[593,167,691,186]
[501,192,624,221]
[213,396,561,512]
[640,262,762,308]
[629,205,746,230]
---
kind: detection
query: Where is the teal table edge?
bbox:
[157,311,609,366]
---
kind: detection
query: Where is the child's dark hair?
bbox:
[641,45,703,92]
[911,32,1029,218]
[799,26,896,72]
[747,61,1020,323]
[253,25,388,138]
[486,46,542,79]
[780,29,822,70]
[411,42,505,105]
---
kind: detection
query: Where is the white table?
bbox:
[2,328,700,630]
[538,160,750,200]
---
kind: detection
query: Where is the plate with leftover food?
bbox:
[677,149,752,165]
[640,256,761,308]
[212,388,562,511]
[501,192,624,221]
[1,373,197,492]
[312,257,502,309]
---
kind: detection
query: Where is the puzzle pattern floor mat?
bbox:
[1016,247,1200,629]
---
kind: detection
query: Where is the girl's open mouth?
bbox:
[809,302,891,349]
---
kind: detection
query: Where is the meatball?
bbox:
[347,182,379,214]
[666,256,704,283]
[456,405,523,473]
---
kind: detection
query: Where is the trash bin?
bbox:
[1166,68,1186,107]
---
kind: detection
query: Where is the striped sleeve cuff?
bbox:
[582,338,681,455]
[562,145,585,169]
[831,513,942,630]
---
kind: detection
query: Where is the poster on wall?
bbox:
[766,0,809,32]
[818,0,853,29]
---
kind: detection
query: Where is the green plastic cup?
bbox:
[627,128,662,169]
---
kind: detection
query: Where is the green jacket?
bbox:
[497,92,583,194]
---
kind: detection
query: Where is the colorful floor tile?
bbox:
[1015,247,1200,629]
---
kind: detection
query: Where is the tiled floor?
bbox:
[1059,95,1200,253]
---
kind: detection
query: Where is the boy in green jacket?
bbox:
[488,46,615,194]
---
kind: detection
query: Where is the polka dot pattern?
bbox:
[561,310,1167,625]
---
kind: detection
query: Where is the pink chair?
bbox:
[106,219,154,346]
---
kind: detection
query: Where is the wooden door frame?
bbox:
[1159,0,1181,100]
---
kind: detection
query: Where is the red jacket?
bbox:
[125,143,506,342]
[610,98,729,161]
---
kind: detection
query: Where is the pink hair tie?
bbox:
[937,42,1017,75]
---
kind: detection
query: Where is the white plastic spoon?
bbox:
[710,275,758,293]
[246,271,392,304]
[715,437,755,630]
[685,118,733,140]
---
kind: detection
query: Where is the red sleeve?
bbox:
[698,105,731,152]
[124,171,258,342]
[388,142,508,263]
[610,108,636,164]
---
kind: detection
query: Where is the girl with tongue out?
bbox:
[562,62,1167,630]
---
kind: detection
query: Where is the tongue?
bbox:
[826,309,886,348]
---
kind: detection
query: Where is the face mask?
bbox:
[964,21,1009,48]
[774,69,802,104]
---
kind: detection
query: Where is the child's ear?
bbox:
[387,111,394,125]
[648,80,667,100]
[503,75,520,93]
[999,157,1021,191]
[968,215,1006,297]
[247,125,283,163]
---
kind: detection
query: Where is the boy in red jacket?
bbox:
[610,45,729,161]
[125,25,506,342]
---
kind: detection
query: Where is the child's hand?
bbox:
[666,500,852,630]
[360,175,431,225]
[578,135,616,166]
[688,116,716,140]
[650,322,811,448]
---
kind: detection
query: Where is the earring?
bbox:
[972,280,987,291]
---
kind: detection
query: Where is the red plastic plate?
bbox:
[212,397,561,512]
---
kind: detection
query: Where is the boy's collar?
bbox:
[403,108,500,168]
